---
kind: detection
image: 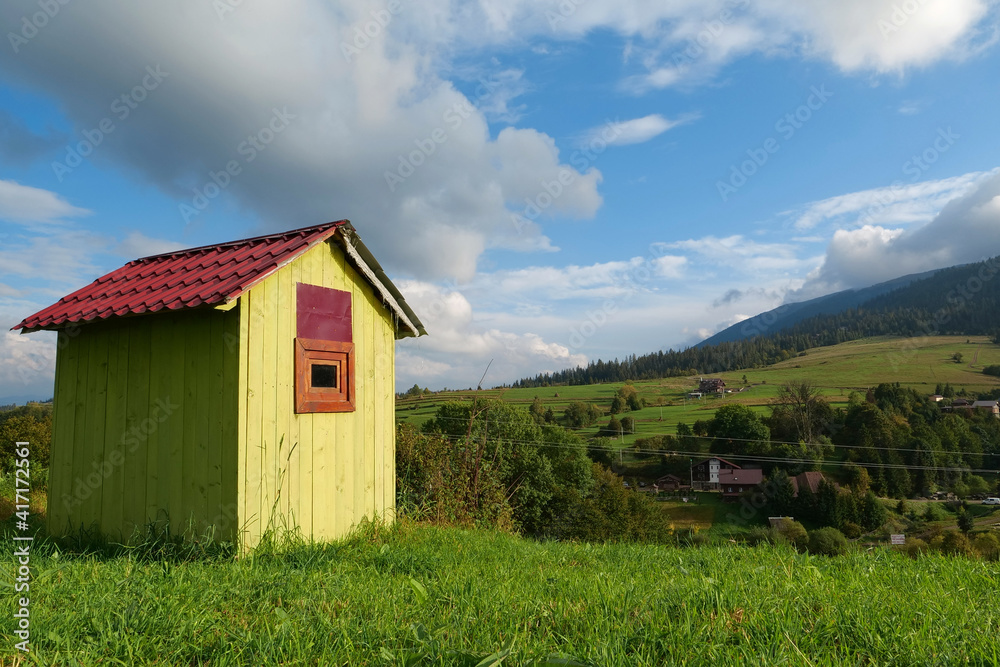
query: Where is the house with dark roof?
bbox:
[690,456,741,491]
[654,474,689,492]
[14,221,424,547]
[789,471,827,497]
[698,378,726,394]
[972,400,1000,417]
[718,468,763,499]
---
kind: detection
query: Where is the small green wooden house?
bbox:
[14,221,425,546]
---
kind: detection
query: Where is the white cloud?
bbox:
[0,0,988,290]
[798,169,1000,296]
[0,227,105,290]
[580,113,696,147]
[0,326,56,402]
[776,0,992,73]
[0,0,606,284]
[653,254,688,278]
[788,171,993,230]
[0,180,90,224]
[662,234,819,275]
[554,0,994,91]
[472,68,529,124]
[395,280,588,389]
[114,231,185,259]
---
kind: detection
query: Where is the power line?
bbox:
[402,413,1000,460]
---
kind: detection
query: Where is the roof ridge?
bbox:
[131,220,349,263]
[13,219,425,339]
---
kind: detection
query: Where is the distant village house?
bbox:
[698,378,726,394]
[654,474,689,492]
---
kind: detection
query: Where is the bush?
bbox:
[808,527,849,556]
[902,538,930,558]
[840,521,862,539]
[973,533,1000,561]
[983,365,1000,377]
[0,409,52,470]
[923,503,948,522]
[770,518,808,552]
[940,530,976,557]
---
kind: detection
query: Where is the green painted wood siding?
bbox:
[236,239,396,546]
[47,309,240,541]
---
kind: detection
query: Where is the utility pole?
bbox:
[619,423,624,467]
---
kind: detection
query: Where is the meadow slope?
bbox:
[397,335,1000,447]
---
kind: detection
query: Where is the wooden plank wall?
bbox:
[46,310,240,542]
[237,240,396,546]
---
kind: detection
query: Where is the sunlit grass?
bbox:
[3,522,999,665]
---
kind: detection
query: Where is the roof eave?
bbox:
[334,223,426,339]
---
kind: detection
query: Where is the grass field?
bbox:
[396,335,1000,448]
[3,522,999,665]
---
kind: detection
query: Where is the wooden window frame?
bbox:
[295,338,355,413]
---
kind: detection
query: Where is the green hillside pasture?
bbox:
[6,524,999,665]
[716,335,1000,394]
[396,336,1000,449]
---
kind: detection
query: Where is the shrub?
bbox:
[923,503,948,522]
[902,538,930,559]
[770,518,808,552]
[0,410,52,470]
[808,527,849,556]
[983,364,1000,377]
[840,521,862,539]
[940,530,976,557]
[973,533,1000,561]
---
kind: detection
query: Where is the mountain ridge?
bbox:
[697,268,942,347]
[511,256,1000,388]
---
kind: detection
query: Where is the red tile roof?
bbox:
[12,221,425,337]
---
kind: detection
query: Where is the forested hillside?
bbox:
[513,256,1000,388]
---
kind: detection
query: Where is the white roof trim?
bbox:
[340,236,420,337]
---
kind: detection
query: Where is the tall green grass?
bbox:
[3,522,999,665]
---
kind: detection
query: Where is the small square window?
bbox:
[295,338,354,413]
[311,362,340,388]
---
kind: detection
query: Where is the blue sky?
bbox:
[2,0,1000,400]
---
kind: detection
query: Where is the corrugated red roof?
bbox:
[13,221,349,332]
